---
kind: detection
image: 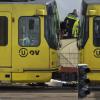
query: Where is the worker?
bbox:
[64,9,79,38]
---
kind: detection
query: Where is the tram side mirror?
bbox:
[29,19,34,30]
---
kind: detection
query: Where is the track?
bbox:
[0,84,77,93]
[0,84,78,100]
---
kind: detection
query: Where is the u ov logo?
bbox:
[94,48,100,58]
[19,48,28,57]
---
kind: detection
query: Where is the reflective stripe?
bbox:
[72,20,79,37]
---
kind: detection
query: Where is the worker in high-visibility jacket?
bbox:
[64,9,79,38]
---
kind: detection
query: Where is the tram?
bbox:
[0,0,60,83]
[77,0,100,81]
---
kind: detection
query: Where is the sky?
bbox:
[55,0,82,21]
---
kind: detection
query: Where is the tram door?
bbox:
[0,12,11,67]
[12,7,49,70]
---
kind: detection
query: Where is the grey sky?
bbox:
[55,0,82,21]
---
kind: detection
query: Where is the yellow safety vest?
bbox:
[72,19,79,38]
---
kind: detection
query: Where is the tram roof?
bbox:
[0,0,55,5]
[83,0,100,4]
[82,0,100,15]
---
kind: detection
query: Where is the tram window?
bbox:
[0,17,8,46]
[18,16,40,47]
[94,17,100,46]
